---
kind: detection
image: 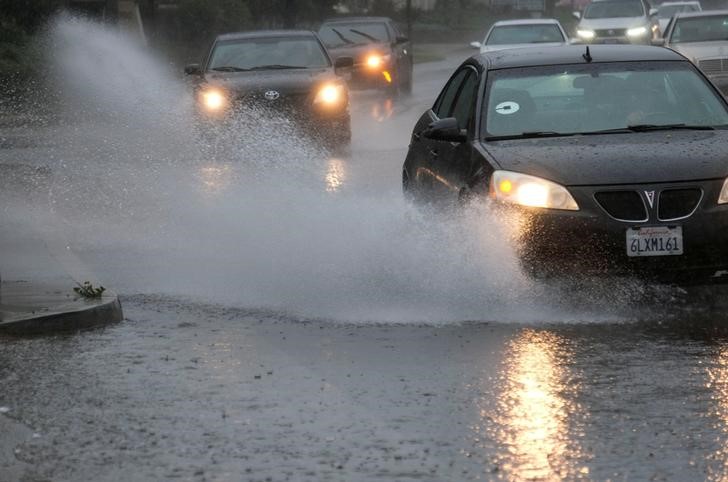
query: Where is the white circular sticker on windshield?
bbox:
[495,101,520,115]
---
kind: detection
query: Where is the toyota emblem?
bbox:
[264,90,280,100]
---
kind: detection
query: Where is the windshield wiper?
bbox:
[485,131,575,141]
[581,124,717,135]
[349,29,380,42]
[211,66,249,72]
[331,28,355,45]
[248,64,308,70]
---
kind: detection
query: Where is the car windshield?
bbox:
[318,22,390,48]
[486,25,565,45]
[207,36,330,71]
[671,15,728,43]
[658,3,699,19]
[483,61,728,139]
[583,0,645,19]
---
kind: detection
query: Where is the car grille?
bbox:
[697,58,728,75]
[595,28,626,37]
[658,188,702,220]
[233,92,311,117]
[594,191,647,221]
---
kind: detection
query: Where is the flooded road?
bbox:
[3,19,728,481]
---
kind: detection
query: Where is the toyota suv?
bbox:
[574,0,658,44]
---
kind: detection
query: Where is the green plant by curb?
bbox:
[73,281,105,299]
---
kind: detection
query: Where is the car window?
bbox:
[482,61,728,138]
[584,0,645,19]
[208,37,330,70]
[433,69,469,118]
[318,22,390,48]
[451,70,479,131]
[672,15,728,43]
[486,25,565,45]
[658,4,699,18]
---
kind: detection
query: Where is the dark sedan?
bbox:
[402,45,728,282]
[318,17,413,94]
[185,30,353,145]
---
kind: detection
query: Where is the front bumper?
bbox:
[348,64,396,90]
[503,179,728,283]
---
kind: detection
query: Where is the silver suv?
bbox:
[574,0,658,44]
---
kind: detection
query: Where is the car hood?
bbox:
[325,42,392,63]
[578,17,648,29]
[669,41,728,61]
[202,69,337,95]
[480,42,566,53]
[482,131,728,186]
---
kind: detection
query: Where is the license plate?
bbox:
[626,226,683,257]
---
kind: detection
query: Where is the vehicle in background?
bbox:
[469,19,569,53]
[402,45,728,282]
[574,0,659,44]
[656,1,701,34]
[318,17,413,94]
[184,30,353,146]
[657,11,728,95]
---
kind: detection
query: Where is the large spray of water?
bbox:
[1,17,680,324]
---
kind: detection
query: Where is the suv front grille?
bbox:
[595,191,647,221]
[595,28,626,37]
[658,188,702,220]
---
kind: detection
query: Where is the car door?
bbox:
[404,68,470,197]
[430,65,481,199]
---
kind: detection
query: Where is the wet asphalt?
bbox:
[4,43,728,482]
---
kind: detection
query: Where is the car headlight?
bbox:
[365,53,391,69]
[200,89,226,111]
[718,178,728,204]
[576,29,595,39]
[489,170,579,211]
[626,26,648,37]
[314,83,346,106]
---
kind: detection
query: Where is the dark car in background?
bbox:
[185,30,353,145]
[402,45,728,283]
[318,17,413,94]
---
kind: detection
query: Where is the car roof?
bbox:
[321,17,392,24]
[215,30,317,41]
[672,9,728,19]
[491,18,563,26]
[659,1,700,5]
[475,44,686,70]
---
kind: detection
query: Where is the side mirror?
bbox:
[572,11,581,20]
[395,36,409,44]
[470,41,482,49]
[424,117,467,143]
[651,37,666,46]
[649,7,658,16]
[184,63,202,76]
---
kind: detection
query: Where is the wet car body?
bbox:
[402,45,728,283]
[656,1,701,34]
[185,30,352,144]
[318,17,413,94]
[659,11,728,95]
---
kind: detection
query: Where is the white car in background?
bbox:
[658,10,728,94]
[656,1,701,35]
[469,19,569,53]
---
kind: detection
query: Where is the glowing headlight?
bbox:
[577,29,595,39]
[201,89,226,110]
[489,170,579,211]
[314,84,345,105]
[718,178,728,204]
[365,53,391,69]
[626,26,648,37]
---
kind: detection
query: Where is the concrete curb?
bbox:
[0,282,123,336]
